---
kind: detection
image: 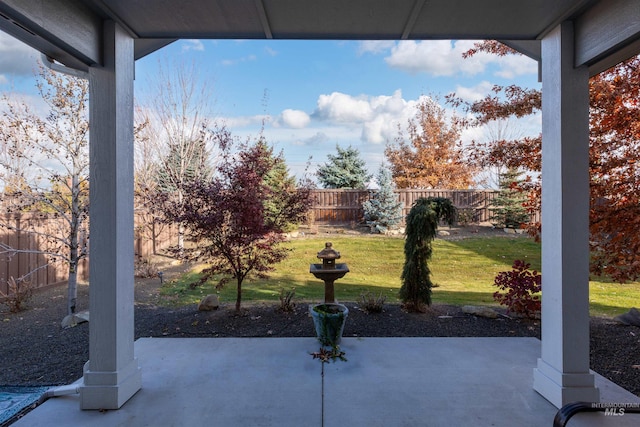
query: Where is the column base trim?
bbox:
[534,358,599,408]
[80,359,141,410]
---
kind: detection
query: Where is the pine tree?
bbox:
[362,166,403,233]
[260,138,312,232]
[490,168,529,229]
[316,145,371,189]
[156,137,211,193]
[399,198,439,310]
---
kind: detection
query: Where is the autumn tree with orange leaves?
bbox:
[450,41,640,283]
[385,97,475,189]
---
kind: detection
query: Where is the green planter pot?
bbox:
[309,303,349,346]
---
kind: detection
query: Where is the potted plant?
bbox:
[309,302,349,346]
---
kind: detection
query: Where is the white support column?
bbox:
[80,20,141,410]
[533,21,599,408]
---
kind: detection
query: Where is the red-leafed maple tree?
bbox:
[165,126,312,311]
[450,41,640,282]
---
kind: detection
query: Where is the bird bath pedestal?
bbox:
[309,242,350,346]
[309,242,349,303]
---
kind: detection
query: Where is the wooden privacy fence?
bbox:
[310,189,501,224]
[1,190,536,292]
[0,213,88,295]
[0,211,176,295]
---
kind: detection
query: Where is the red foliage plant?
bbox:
[493,260,541,318]
[164,125,312,311]
[449,41,640,283]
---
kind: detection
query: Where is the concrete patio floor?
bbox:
[12,337,640,426]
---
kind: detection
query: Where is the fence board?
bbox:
[310,189,504,224]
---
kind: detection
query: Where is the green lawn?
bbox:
[159,235,640,318]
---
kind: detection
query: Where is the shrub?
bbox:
[1,276,33,313]
[456,208,476,226]
[362,167,403,233]
[424,197,457,227]
[358,291,386,313]
[399,197,439,309]
[493,260,541,317]
[134,256,159,278]
[278,287,296,312]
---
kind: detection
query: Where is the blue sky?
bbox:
[1,33,541,185]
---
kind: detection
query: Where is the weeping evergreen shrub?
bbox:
[423,197,457,226]
[399,197,456,310]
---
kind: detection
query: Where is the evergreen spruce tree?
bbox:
[156,138,211,193]
[260,138,313,232]
[362,166,403,233]
[491,168,529,229]
[316,145,371,189]
[399,198,439,310]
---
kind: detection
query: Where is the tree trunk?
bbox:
[152,221,157,255]
[67,262,78,315]
[178,223,185,256]
[177,190,185,257]
[235,277,242,312]
[68,173,81,316]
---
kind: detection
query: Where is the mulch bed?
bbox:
[1,281,639,398]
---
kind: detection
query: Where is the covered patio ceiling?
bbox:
[0,0,638,75]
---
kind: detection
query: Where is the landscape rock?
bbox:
[198,294,220,311]
[385,228,403,236]
[438,230,450,236]
[61,310,90,328]
[462,305,498,319]
[614,307,640,327]
[504,228,516,234]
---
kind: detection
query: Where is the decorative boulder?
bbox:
[198,294,220,311]
[462,305,498,319]
[61,310,90,328]
[614,307,640,327]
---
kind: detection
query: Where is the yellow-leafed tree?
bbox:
[385,97,475,189]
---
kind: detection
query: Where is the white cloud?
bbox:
[0,31,38,81]
[382,40,537,78]
[314,92,374,123]
[357,40,396,55]
[313,90,430,144]
[279,109,310,129]
[299,132,329,147]
[494,54,538,79]
[454,81,494,103]
[264,46,278,57]
[221,55,257,66]
[460,126,487,145]
[220,114,270,128]
[0,92,49,118]
[181,40,205,52]
[384,40,490,76]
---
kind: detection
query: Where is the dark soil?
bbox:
[1,226,639,398]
